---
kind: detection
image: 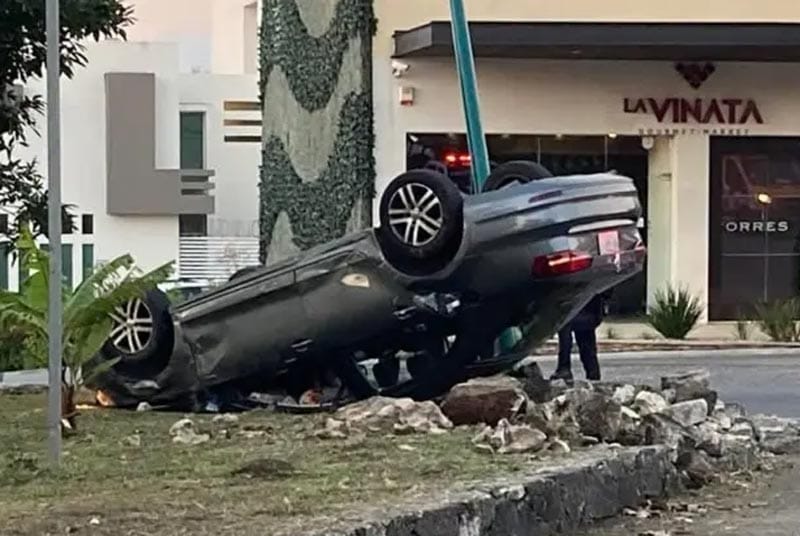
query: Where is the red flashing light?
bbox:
[444,152,471,166]
[532,250,593,278]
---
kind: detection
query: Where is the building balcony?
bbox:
[179,171,216,215]
[104,72,217,216]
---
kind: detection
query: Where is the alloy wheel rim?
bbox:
[109,299,154,355]
[387,182,443,247]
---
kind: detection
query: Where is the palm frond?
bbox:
[3,229,176,397]
[68,261,174,331]
[77,356,121,388]
[65,317,114,371]
[15,227,49,290]
[0,304,47,340]
[64,254,135,325]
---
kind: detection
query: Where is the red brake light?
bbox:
[532,250,593,278]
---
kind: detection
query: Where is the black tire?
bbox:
[229,265,260,281]
[482,160,553,192]
[378,169,464,262]
[101,289,174,373]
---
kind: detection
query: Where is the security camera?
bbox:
[392,60,410,78]
[641,136,655,151]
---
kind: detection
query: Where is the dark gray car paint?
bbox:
[93,172,644,406]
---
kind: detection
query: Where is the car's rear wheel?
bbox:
[101,289,174,376]
[378,169,463,266]
[482,160,553,192]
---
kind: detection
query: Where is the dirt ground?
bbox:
[0,391,568,536]
[584,455,800,536]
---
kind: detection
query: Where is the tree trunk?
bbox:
[259,0,377,264]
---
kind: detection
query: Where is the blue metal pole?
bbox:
[448,0,520,350]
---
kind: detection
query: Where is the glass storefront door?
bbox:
[709,137,800,320]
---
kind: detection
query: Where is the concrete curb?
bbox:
[302,446,677,536]
[0,368,47,388]
[538,339,800,350]
[546,347,800,360]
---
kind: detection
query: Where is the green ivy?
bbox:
[259,0,377,262]
[260,94,375,252]
[260,0,376,111]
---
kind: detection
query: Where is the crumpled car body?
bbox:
[91,167,645,408]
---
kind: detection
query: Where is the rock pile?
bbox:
[316,396,454,439]
[436,365,800,491]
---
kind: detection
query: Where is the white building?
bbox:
[4,0,800,324]
[2,0,264,291]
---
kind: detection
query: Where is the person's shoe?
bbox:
[550,369,574,384]
[585,370,601,382]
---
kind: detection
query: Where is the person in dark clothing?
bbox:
[551,292,608,382]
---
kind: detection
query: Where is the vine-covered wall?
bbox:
[259,0,377,263]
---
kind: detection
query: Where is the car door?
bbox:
[294,249,410,357]
[176,264,307,387]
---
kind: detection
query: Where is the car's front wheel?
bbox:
[378,169,463,269]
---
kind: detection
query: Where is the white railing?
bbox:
[178,236,260,281]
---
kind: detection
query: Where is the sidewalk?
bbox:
[533,320,800,356]
[597,319,778,342]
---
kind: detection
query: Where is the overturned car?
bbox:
[90,161,646,409]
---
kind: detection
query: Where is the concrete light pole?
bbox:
[46,0,63,465]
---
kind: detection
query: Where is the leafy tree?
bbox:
[0,229,173,425]
[0,0,134,243]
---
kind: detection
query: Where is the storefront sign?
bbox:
[723,220,790,233]
[624,98,765,125]
[638,127,750,136]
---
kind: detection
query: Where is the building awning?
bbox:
[392,21,800,62]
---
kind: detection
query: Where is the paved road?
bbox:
[537,350,800,418]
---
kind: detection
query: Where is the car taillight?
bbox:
[532,250,593,278]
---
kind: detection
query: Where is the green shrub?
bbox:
[0,229,174,420]
[734,319,752,341]
[647,284,703,340]
[756,298,800,342]
[0,329,47,372]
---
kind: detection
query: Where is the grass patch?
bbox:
[0,393,539,535]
